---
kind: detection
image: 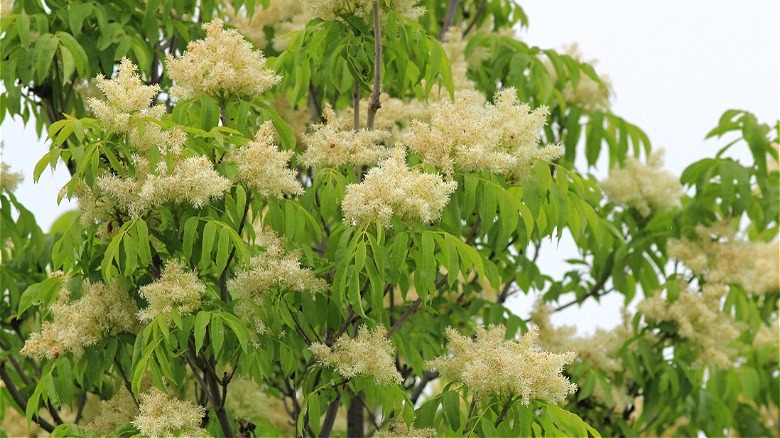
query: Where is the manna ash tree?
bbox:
[0,0,778,436]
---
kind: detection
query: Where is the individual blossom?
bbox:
[402,88,563,178]
[302,0,424,22]
[21,279,139,360]
[374,417,436,438]
[132,388,208,438]
[638,283,740,367]
[228,228,328,300]
[138,260,206,322]
[600,149,683,217]
[84,387,139,435]
[300,104,390,168]
[426,325,577,403]
[166,19,281,101]
[667,222,779,295]
[87,58,165,133]
[341,147,457,227]
[310,325,402,385]
[227,121,302,198]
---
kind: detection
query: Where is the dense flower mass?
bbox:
[638,283,739,367]
[600,149,683,217]
[132,388,208,437]
[84,387,138,435]
[1,161,22,192]
[402,88,563,177]
[166,19,281,100]
[545,44,612,113]
[224,0,306,52]
[21,278,138,360]
[426,325,577,403]
[374,418,436,438]
[87,58,164,133]
[301,105,390,168]
[310,325,402,385]
[302,0,424,22]
[228,121,302,198]
[341,147,457,227]
[667,222,780,295]
[138,260,206,322]
[228,229,328,299]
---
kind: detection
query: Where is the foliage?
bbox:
[1,0,778,437]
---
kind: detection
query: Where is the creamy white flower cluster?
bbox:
[302,0,424,22]
[374,418,436,438]
[310,325,402,385]
[227,121,302,198]
[600,149,683,217]
[137,260,206,322]
[21,278,138,360]
[84,387,138,436]
[667,221,779,295]
[426,325,577,403]
[132,388,209,437]
[228,229,328,300]
[341,147,457,227]
[224,0,307,52]
[301,104,390,168]
[87,58,165,134]
[402,88,563,178]
[545,43,612,113]
[638,283,739,367]
[166,19,281,101]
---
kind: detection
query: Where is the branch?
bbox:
[114,357,140,408]
[439,0,462,40]
[318,393,341,438]
[494,395,515,428]
[0,360,56,433]
[462,0,487,37]
[386,298,422,338]
[353,81,361,131]
[366,1,383,130]
[219,192,253,302]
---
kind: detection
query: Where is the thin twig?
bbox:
[462,0,487,37]
[494,395,515,428]
[366,1,383,130]
[319,393,342,438]
[353,81,361,131]
[439,0,462,40]
[0,361,56,432]
[114,357,140,408]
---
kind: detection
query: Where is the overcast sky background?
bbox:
[1,1,778,333]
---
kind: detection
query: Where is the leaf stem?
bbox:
[366,1,382,130]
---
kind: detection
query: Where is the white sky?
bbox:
[1,1,778,332]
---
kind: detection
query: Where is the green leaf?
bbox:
[215,227,231,273]
[68,2,93,36]
[222,313,249,353]
[58,45,75,85]
[442,391,461,431]
[200,221,218,270]
[194,311,211,353]
[183,216,199,259]
[17,11,30,47]
[135,220,152,266]
[35,33,59,82]
[210,316,225,357]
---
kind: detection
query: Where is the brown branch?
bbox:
[366,1,383,130]
[439,0,462,40]
[219,192,252,302]
[494,395,515,428]
[386,298,422,338]
[114,357,140,408]
[353,81,361,131]
[462,0,487,37]
[410,371,439,405]
[319,393,341,438]
[0,360,56,433]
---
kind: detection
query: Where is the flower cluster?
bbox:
[667,222,779,295]
[600,149,683,217]
[302,0,424,22]
[132,388,208,437]
[21,279,138,360]
[341,147,457,227]
[224,0,306,52]
[87,58,164,133]
[227,121,302,198]
[402,89,563,177]
[166,19,281,100]
[310,325,402,385]
[638,283,739,367]
[426,325,577,403]
[531,301,635,410]
[545,44,611,113]
[228,229,328,300]
[138,260,206,322]
[301,105,390,168]
[84,387,138,435]
[374,418,436,438]
[1,162,22,193]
